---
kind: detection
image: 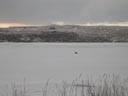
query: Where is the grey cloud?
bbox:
[81,0,128,22]
[0,0,128,24]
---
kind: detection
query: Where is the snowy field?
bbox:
[0,43,128,96]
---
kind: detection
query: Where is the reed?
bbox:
[3,74,128,96]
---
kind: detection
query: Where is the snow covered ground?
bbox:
[0,43,128,96]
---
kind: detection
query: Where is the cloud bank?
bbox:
[0,0,128,25]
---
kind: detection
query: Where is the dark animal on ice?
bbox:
[74,52,78,54]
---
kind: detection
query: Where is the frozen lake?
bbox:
[0,43,128,84]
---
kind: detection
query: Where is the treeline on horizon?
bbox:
[0,26,128,42]
[0,31,117,42]
[0,32,80,42]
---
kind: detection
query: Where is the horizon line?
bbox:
[1,22,128,28]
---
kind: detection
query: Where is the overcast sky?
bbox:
[0,0,128,25]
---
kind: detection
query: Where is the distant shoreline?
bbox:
[0,25,128,42]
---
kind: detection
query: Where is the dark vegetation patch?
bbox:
[0,26,128,42]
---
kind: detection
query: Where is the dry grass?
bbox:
[2,74,128,96]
